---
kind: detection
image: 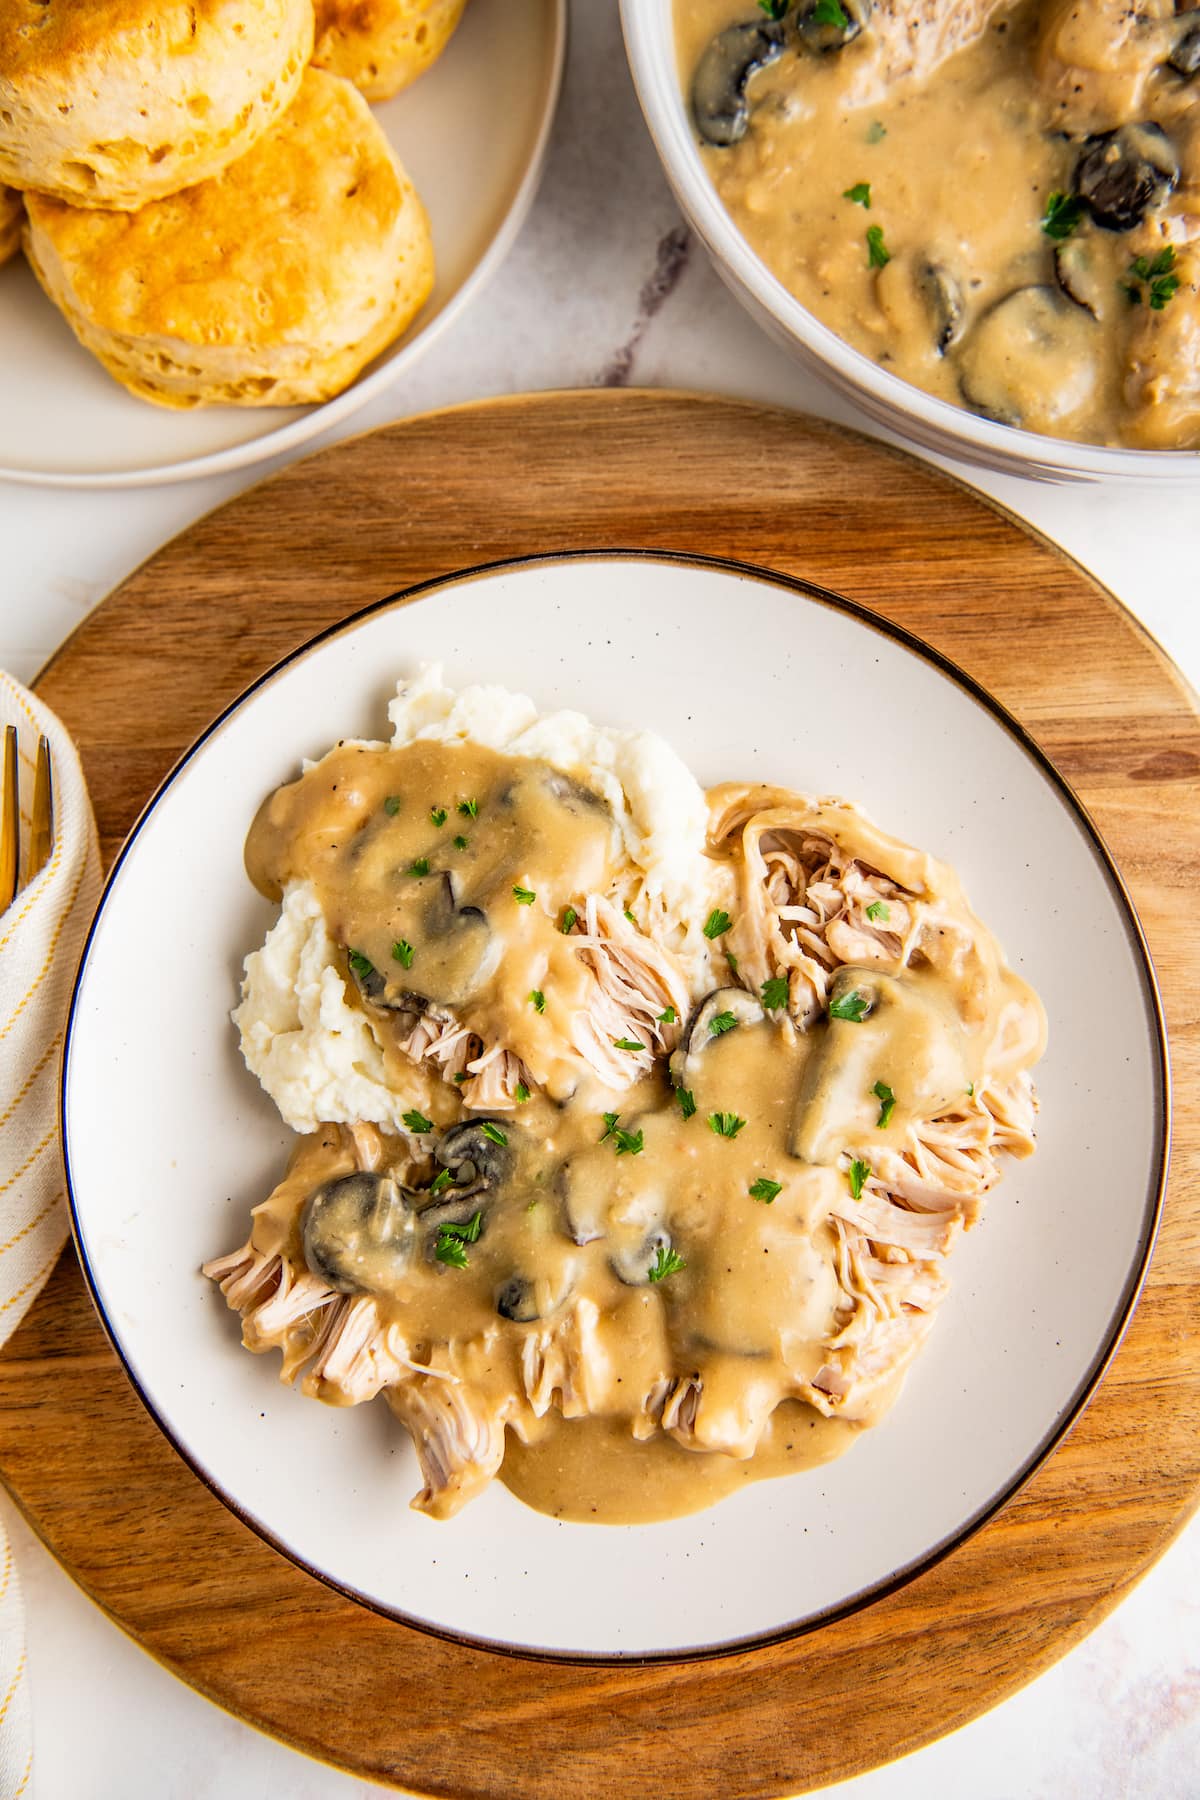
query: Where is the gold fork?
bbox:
[0,727,54,913]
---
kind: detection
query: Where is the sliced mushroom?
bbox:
[556,1157,607,1246]
[1168,23,1200,79]
[669,987,764,1088]
[794,0,870,53]
[302,1171,415,1295]
[916,261,965,354]
[543,770,609,815]
[611,1226,674,1288]
[418,871,499,1004]
[433,1119,514,1197]
[691,19,786,148]
[495,1265,575,1323]
[1073,124,1179,233]
[957,286,1098,430]
[1054,235,1107,321]
[496,1276,539,1323]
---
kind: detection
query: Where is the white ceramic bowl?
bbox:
[621,2,1200,485]
[62,553,1166,1659]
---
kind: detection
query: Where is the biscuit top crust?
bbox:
[0,0,298,86]
[25,70,420,343]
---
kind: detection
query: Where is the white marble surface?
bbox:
[1,3,1198,1794]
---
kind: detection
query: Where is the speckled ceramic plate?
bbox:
[0,0,564,488]
[61,553,1167,1659]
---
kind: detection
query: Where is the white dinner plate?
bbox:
[0,0,564,489]
[62,553,1167,1660]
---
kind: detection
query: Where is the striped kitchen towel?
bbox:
[0,671,102,1798]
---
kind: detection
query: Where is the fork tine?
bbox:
[28,734,53,882]
[0,725,17,912]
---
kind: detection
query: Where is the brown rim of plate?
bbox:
[58,547,1171,1667]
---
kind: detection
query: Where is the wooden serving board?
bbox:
[3,391,1199,1798]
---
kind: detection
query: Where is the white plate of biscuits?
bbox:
[0,0,564,487]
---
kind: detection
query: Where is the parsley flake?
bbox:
[600,1111,620,1141]
[515,1082,530,1104]
[383,794,402,817]
[844,181,871,208]
[453,834,468,850]
[848,1158,871,1200]
[830,988,871,1023]
[392,938,414,969]
[529,989,546,1014]
[703,908,732,940]
[1125,245,1180,310]
[658,1005,677,1025]
[866,899,891,923]
[625,908,637,925]
[479,1122,508,1147]
[676,1086,697,1122]
[812,0,849,24]
[613,1037,645,1053]
[749,1177,783,1204]
[560,906,578,934]
[513,884,536,905]
[429,1167,454,1197]
[458,798,478,818]
[708,1111,746,1139]
[613,1125,645,1156]
[866,224,891,269]
[761,975,789,1011]
[408,857,430,878]
[757,0,788,17]
[1041,191,1084,241]
[430,806,448,828]
[347,948,375,983]
[453,1072,466,1084]
[866,120,887,144]
[726,950,740,974]
[402,1108,434,1134]
[873,1080,896,1129]
[434,1235,469,1269]
[708,1010,738,1038]
[648,1244,686,1283]
[967,1082,975,1099]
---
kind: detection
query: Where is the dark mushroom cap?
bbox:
[691,19,786,148]
[434,1119,514,1193]
[301,1171,414,1295]
[794,0,870,53]
[1169,22,1200,79]
[1073,124,1179,232]
[669,986,764,1088]
[916,261,965,354]
[610,1226,674,1288]
[957,285,1098,430]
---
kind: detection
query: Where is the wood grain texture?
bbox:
[2,391,1198,1797]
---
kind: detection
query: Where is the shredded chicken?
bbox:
[847,0,1017,106]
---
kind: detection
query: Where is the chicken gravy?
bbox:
[676,0,1200,449]
[224,737,1042,1523]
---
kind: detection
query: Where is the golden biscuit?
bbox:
[313,0,469,101]
[0,186,21,266]
[0,0,313,210]
[23,70,435,409]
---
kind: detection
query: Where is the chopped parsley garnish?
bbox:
[843,181,871,209]
[658,1005,677,1025]
[430,806,447,828]
[613,1125,644,1157]
[1125,245,1180,310]
[648,1244,686,1283]
[866,120,887,144]
[866,899,891,923]
[967,1082,975,1099]
[613,1036,645,1053]
[434,1211,483,1268]
[600,1111,620,1141]
[830,988,870,1023]
[873,1080,896,1129]
[479,1122,508,1147]
[726,950,740,974]
[383,794,402,816]
[453,834,468,850]
[812,0,849,25]
[529,988,546,1013]
[429,1167,454,1197]
[676,1086,697,1121]
[749,1177,782,1204]
[761,975,789,1011]
[708,1010,738,1038]
[453,1072,466,1084]
[560,906,578,934]
[515,1082,530,1104]
[513,884,536,905]
[408,857,430,877]
[347,948,375,982]
[402,1108,434,1134]
[703,908,732,940]
[708,1111,746,1139]
[1041,191,1084,241]
[757,0,789,18]
[392,938,414,969]
[625,908,637,925]
[866,224,891,269]
[848,1158,871,1201]
[457,798,478,818]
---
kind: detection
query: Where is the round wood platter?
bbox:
[4,391,1199,1797]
